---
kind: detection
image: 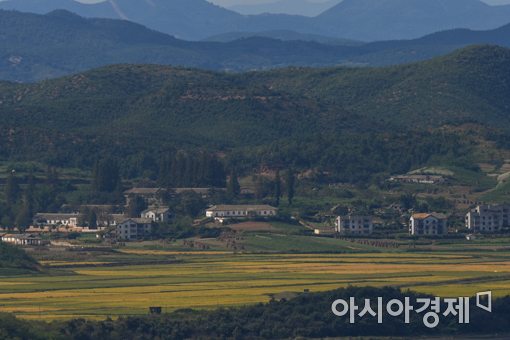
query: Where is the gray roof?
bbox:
[35,213,80,220]
[109,214,128,223]
[142,207,170,214]
[172,188,223,194]
[118,217,152,225]
[207,205,277,211]
[411,212,447,220]
[124,188,163,195]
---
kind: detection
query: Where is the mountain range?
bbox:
[0,9,359,82]
[0,45,508,179]
[202,30,362,46]
[229,0,342,16]
[1,0,510,41]
[2,9,510,82]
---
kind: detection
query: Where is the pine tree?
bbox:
[93,159,121,193]
[5,171,20,207]
[46,166,59,192]
[183,156,193,187]
[274,170,281,206]
[211,157,226,187]
[15,194,33,231]
[286,168,296,205]
[87,210,98,228]
[26,170,36,208]
[254,176,268,200]
[157,155,171,187]
[127,196,147,218]
[227,170,241,200]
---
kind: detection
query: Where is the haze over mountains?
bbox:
[229,0,342,16]
[2,9,510,82]
[1,0,510,41]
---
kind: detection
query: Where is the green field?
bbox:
[1,250,510,320]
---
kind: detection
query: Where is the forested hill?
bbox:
[0,45,509,182]
[2,10,510,82]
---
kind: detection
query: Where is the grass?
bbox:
[1,251,510,320]
[0,161,89,180]
[445,165,496,190]
[240,234,379,252]
[480,180,510,202]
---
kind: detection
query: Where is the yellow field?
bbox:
[1,252,510,320]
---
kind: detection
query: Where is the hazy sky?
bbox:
[214,0,510,6]
[74,0,510,10]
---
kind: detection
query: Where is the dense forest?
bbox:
[1,286,509,339]
[0,45,509,184]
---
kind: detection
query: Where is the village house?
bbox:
[409,213,448,236]
[465,204,510,233]
[335,215,374,235]
[116,218,152,241]
[206,205,278,222]
[33,213,81,228]
[1,233,49,246]
[32,212,126,231]
[142,207,172,223]
[26,225,103,234]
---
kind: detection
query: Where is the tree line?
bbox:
[0,168,65,230]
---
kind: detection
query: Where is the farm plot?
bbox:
[1,252,510,320]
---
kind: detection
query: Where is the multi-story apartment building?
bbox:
[116,218,152,241]
[465,204,510,233]
[335,215,374,235]
[410,213,448,236]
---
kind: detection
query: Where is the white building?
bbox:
[336,216,374,235]
[142,207,172,223]
[206,205,277,221]
[465,204,510,233]
[33,213,80,227]
[410,213,448,236]
[1,234,48,246]
[116,218,152,241]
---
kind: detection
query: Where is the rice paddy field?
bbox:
[2,249,510,320]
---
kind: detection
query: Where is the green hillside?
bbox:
[0,45,509,182]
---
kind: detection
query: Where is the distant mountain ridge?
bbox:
[1,0,510,41]
[317,0,510,40]
[0,9,358,82]
[0,0,305,40]
[203,30,363,46]
[2,9,510,82]
[229,0,341,16]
